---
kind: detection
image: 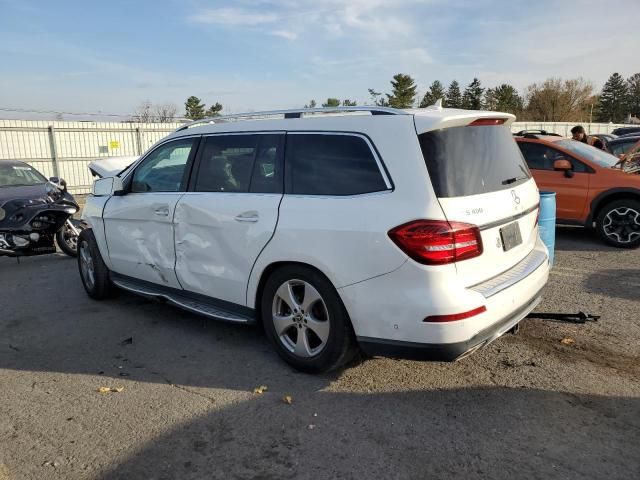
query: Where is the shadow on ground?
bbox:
[554,226,615,252]
[95,387,640,480]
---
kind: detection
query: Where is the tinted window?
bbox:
[132,138,195,193]
[555,139,619,168]
[518,142,591,173]
[0,163,47,187]
[195,134,283,193]
[286,134,387,196]
[610,140,637,157]
[419,126,531,197]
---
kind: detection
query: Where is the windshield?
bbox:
[419,125,531,197]
[0,163,48,187]
[556,139,620,168]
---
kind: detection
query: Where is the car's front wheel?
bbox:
[77,229,112,299]
[261,265,358,373]
[595,199,640,248]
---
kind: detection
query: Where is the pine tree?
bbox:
[419,80,446,108]
[304,100,317,108]
[386,73,417,108]
[205,102,223,117]
[446,80,462,108]
[322,98,341,107]
[627,73,640,118]
[185,96,206,120]
[462,78,484,110]
[489,84,523,114]
[342,99,357,106]
[597,73,628,123]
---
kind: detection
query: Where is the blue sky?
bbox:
[0,0,638,120]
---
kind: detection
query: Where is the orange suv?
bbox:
[514,131,640,248]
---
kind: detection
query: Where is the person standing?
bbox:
[570,125,605,150]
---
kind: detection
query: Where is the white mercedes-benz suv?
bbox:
[78,106,549,373]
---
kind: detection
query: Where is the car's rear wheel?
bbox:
[78,229,112,299]
[595,199,640,248]
[261,265,358,373]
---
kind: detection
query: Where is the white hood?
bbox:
[88,156,139,178]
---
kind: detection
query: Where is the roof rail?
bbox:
[175,106,409,131]
[513,129,563,138]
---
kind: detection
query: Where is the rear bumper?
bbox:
[357,290,541,361]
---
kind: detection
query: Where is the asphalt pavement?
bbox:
[0,226,638,480]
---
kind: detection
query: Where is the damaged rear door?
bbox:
[174,133,284,306]
[103,137,199,288]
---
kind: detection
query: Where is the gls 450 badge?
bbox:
[466,207,484,215]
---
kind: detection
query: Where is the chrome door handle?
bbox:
[154,208,169,216]
[234,213,259,223]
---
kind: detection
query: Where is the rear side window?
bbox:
[518,142,590,173]
[285,134,388,196]
[194,134,283,193]
[419,126,531,198]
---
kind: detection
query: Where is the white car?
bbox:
[78,106,549,373]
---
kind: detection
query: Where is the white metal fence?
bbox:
[0,119,630,194]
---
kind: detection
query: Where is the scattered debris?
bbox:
[560,337,575,345]
[313,413,318,417]
[98,371,104,375]
[282,395,293,405]
[527,311,600,324]
[307,424,316,430]
[253,385,268,394]
[120,337,133,346]
[98,386,124,394]
[8,344,20,352]
[118,372,130,377]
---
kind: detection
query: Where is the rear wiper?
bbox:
[501,176,528,185]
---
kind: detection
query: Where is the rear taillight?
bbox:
[468,118,506,126]
[424,306,487,322]
[388,220,483,265]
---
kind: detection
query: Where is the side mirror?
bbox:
[553,159,574,178]
[92,176,124,196]
[49,177,68,191]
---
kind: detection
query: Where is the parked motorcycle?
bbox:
[0,160,84,258]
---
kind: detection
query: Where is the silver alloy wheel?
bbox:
[272,279,330,358]
[79,240,95,289]
[603,207,640,244]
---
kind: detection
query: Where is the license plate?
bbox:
[500,222,522,252]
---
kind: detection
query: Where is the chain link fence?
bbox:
[0,119,630,194]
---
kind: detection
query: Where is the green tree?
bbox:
[419,80,446,108]
[597,73,628,123]
[342,99,357,106]
[322,98,341,107]
[626,73,640,118]
[386,73,417,108]
[446,80,462,108]
[185,96,206,120]
[462,78,484,109]
[304,99,317,108]
[205,102,223,117]
[486,84,523,114]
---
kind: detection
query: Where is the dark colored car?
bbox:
[0,160,80,256]
[611,126,640,136]
[608,136,640,158]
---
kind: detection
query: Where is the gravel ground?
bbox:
[0,226,638,480]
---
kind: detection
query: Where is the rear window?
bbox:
[419,125,531,197]
[285,134,388,196]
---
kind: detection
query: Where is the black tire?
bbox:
[77,229,112,299]
[261,265,358,373]
[56,221,85,257]
[595,199,640,248]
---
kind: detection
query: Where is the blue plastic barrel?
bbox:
[538,192,556,266]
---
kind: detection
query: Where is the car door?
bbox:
[517,141,590,221]
[173,133,284,306]
[103,137,199,288]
